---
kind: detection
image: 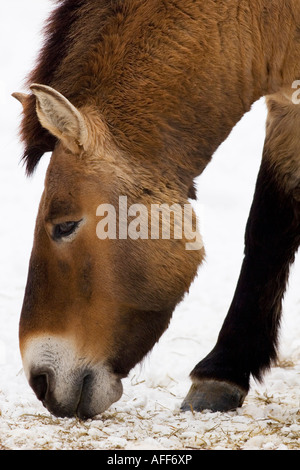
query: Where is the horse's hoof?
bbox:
[180,379,247,413]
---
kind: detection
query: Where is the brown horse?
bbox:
[14,0,300,419]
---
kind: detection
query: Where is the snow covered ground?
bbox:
[0,1,299,451]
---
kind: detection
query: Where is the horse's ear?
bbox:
[12,92,30,106]
[29,83,88,153]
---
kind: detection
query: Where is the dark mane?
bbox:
[20,0,111,175]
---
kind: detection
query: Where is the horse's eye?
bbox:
[53,221,81,241]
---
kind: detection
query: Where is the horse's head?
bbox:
[16,84,204,418]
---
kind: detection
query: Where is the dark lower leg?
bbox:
[182,156,300,412]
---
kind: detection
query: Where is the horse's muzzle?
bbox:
[21,336,123,419]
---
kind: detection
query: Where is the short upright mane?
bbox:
[20,0,113,175]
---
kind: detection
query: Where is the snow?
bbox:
[0,0,299,451]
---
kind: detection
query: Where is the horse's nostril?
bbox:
[29,372,49,401]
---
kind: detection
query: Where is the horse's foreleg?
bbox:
[182,95,300,412]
